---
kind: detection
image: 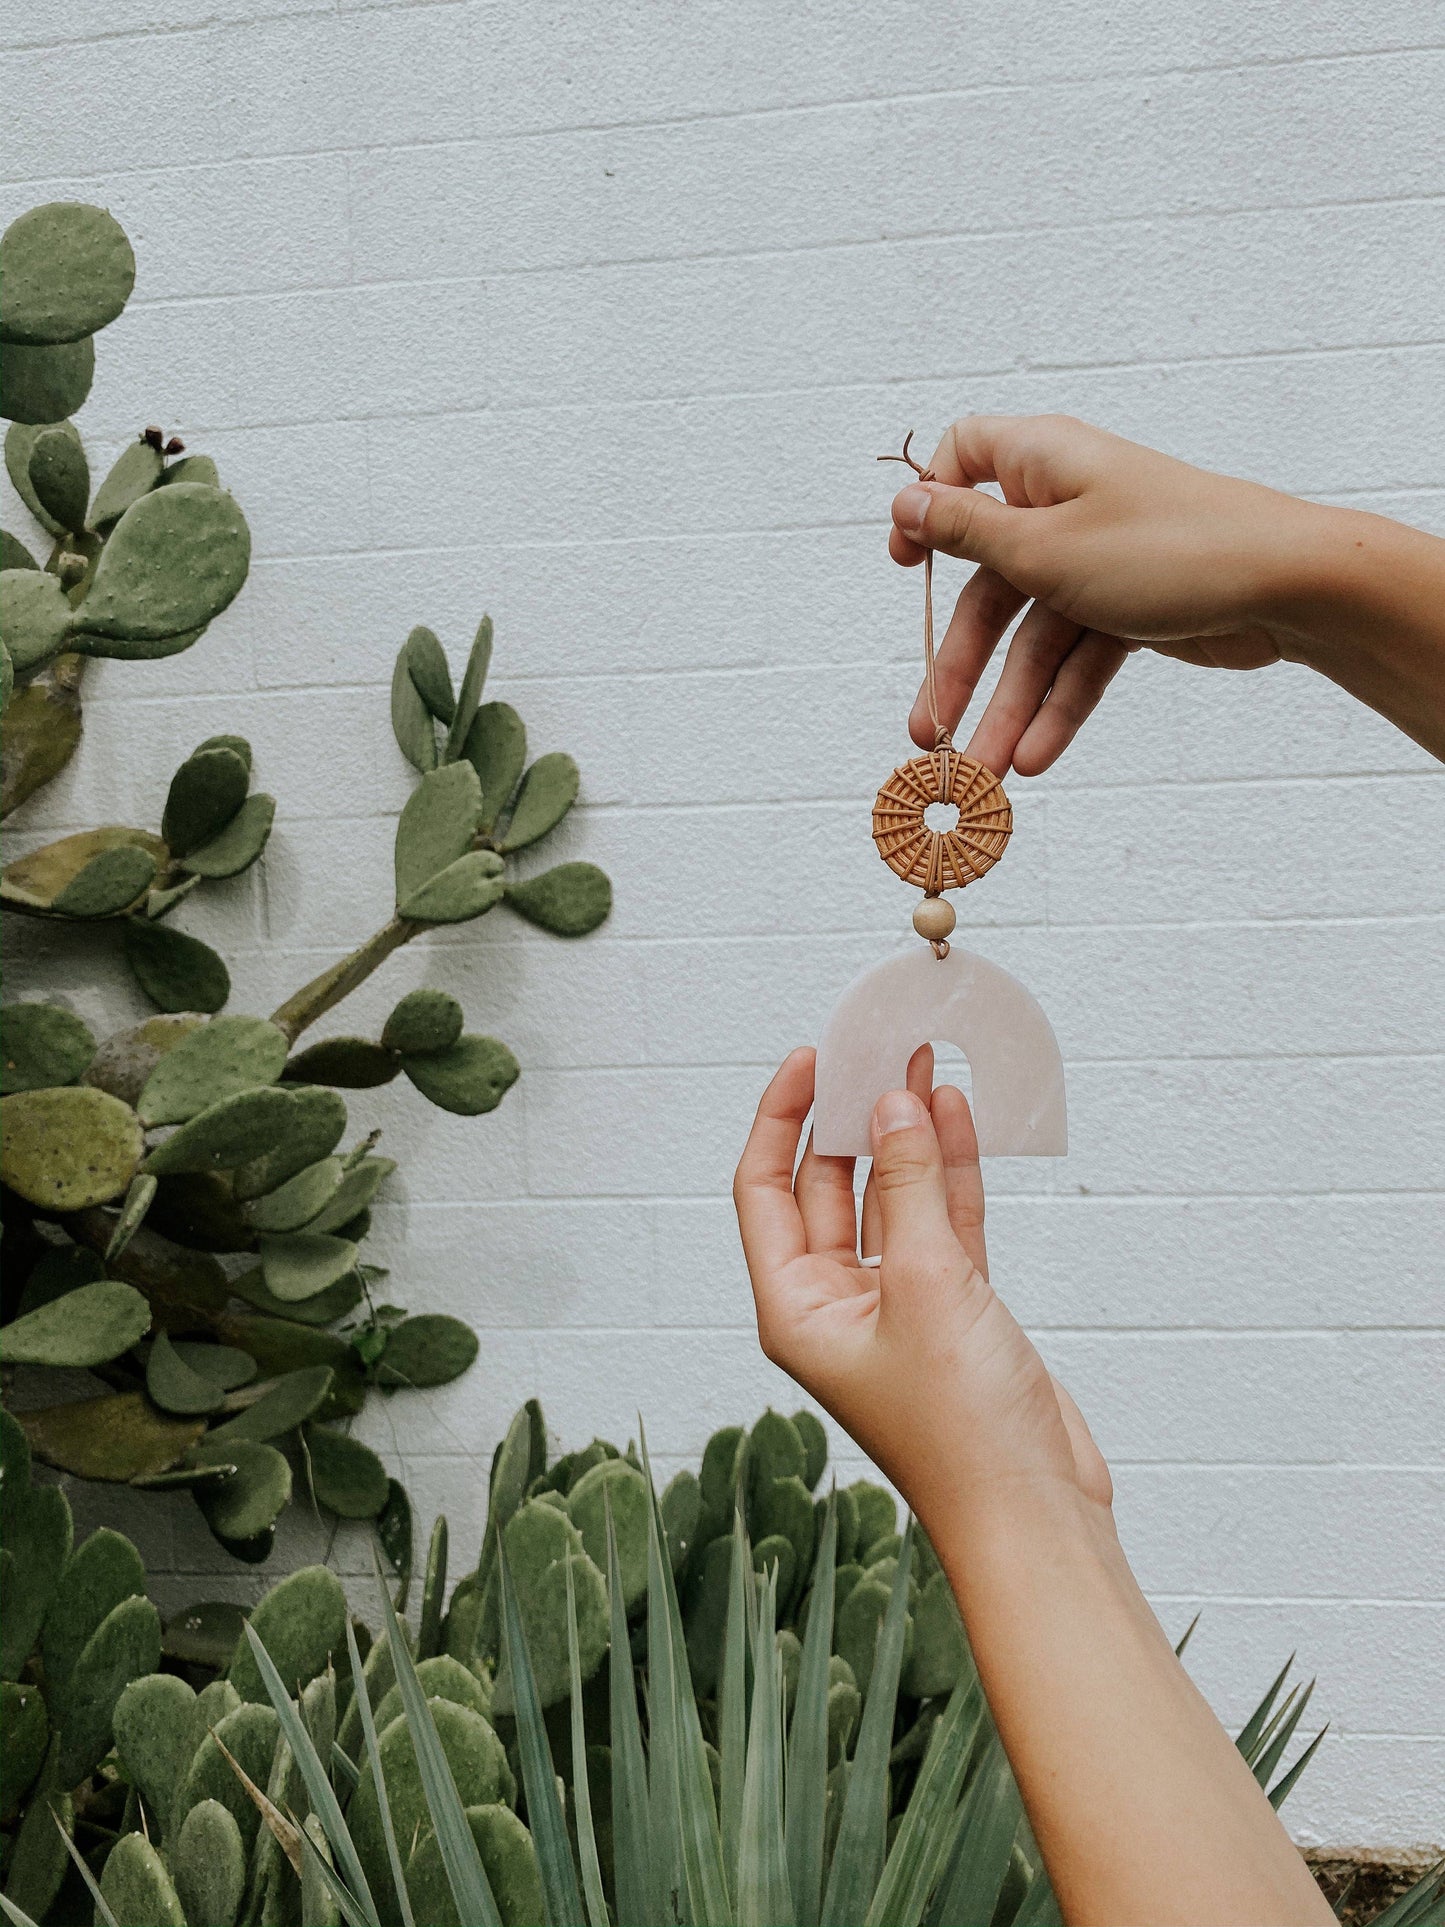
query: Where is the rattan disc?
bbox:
[872,749,1012,892]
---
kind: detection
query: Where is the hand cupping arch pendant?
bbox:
[811,434,1067,1160]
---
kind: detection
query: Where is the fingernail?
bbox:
[893,484,931,536]
[874,1089,924,1136]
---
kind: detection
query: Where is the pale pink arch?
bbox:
[812,947,1068,1158]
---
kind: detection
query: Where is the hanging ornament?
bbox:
[812,434,1068,1159]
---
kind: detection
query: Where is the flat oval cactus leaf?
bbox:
[172,1797,246,1927]
[0,1680,48,1824]
[374,1312,477,1390]
[404,623,455,723]
[20,1391,204,1482]
[566,1459,649,1612]
[180,791,274,878]
[79,483,250,643]
[1,1279,150,1368]
[89,438,164,531]
[142,1085,295,1176]
[191,1440,292,1546]
[242,1154,345,1233]
[463,699,527,834]
[169,1341,257,1392]
[443,613,493,763]
[5,421,75,534]
[303,1153,394,1236]
[51,842,157,917]
[0,567,74,677]
[205,1364,335,1444]
[161,746,251,857]
[162,1601,249,1670]
[158,453,219,490]
[391,643,438,773]
[0,203,135,346]
[0,1475,72,1680]
[503,861,612,937]
[394,759,483,904]
[380,987,463,1056]
[0,336,94,424]
[123,916,231,1013]
[1,1000,96,1094]
[174,1701,280,1849]
[398,849,505,923]
[226,1562,346,1703]
[54,1591,163,1784]
[282,1036,400,1089]
[98,1832,186,1927]
[112,1670,196,1829]
[0,1084,143,1208]
[350,1701,511,1909]
[497,751,580,854]
[0,530,37,571]
[137,1013,289,1127]
[26,424,90,532]
[230,1087,348,1199]
[257,1229,358,1303]
[401,1034,518,1116]
[304,1424,389,1519]
[146,1330,226,1416]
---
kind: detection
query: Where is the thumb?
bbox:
[892,480,1031,574]
[869,1089,959,1273]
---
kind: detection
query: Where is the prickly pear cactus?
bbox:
[3,199,611,1564]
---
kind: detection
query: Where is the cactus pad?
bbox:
[444,614,494,762]
[374,1313,478,1389]
[258,1229,358,1302]
[0,1083,143,1208]
[0,1000,95,1094]
[398,849,506,923]
[207,1365,335,1445]
[89,438,164,530]
[19,1390,204,1482]
[462,701,527,833]
[77,483,250,644]
[391,643,439,773]
[394,759,484,905]
[243,1154,345,1232]
[405,1804,544,1927]
[42,1528,147,1691]
[97,1831,186,1927]
[304,1424,389,1518]
[191,1438,293,1544]
[381,987,464,1056]
[282,1036,401,1087]
[0,1680,47,1823]
[113,1670,197,1832]
[0,568,73,677]
[161,745,251,857]
[1,1278,150,1367]
[172,1798,246,1927]
[53,842,158,917]
[123,916,231,1013]
[0,1474,71,1679]
[0,335,95,424]
[137,1012,288,1126]
[54,1591,163,1783]
[146,1330,227,1415]
[0,203,135,346]
[26,425,90,532]
[175,1700,280,1848]
[142,1084,295,1174]
[401,1034,518,1115]
[497,751,580,853]
[371,1654,491,1735]
[227,1563,346,1702]
[566,1459,649,1611]
[404,624,455,723]
[504,861,612,937]
[3,826,164,912]
[182,791,275,877]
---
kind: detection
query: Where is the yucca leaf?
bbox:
[737,1566,793,1926]
[1010,1865,1064,1927]
[605,1497,653,1927]
[867,1677,982,1927]
[299,1824,373,1927]
[922,1727,1020,1927]
[1368,1858,1445,1927]
[819,1520,914,1926]
[243,1620,381,1927]
[371,1551,502,1927]
[0,1898,42,1927]
[1268,1724,1328,1811]
[1253,1680,1314,1787]
[52,1813,121,1927]
[719,1507,753,1896]
[345,1618,416,1927]
[641,1424,731,1927]
[566,1559,611,1927]
[497,1540,588,1926]
[1235,1654,1293,1760]
[1173,1611,1200,1658]
[331,1743,360,1792]
[785,1491,836,1927]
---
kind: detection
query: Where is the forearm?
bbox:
[931,1482,1333,1927]
[1267,503,1445,761]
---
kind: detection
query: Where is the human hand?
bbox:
[889,414,1326,776]
[733,1044,1112,1541]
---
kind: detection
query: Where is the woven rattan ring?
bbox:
[872,748,1013,894]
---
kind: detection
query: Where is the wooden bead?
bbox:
[912,896,956,942]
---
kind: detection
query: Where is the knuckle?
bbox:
[873,1150,934,1194]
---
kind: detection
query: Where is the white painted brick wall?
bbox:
[3,0,1442,1848]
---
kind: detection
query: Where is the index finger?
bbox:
[733,1047,815,1280]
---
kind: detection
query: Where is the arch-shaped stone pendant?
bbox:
[813,945,1067,1157]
